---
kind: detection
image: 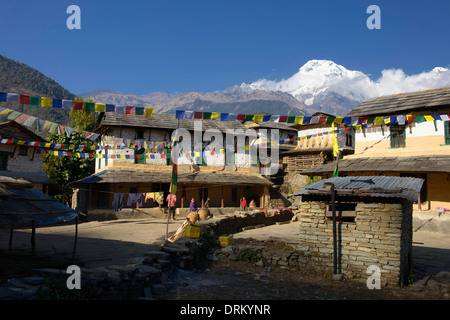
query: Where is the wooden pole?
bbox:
[8,223,13,250]
[72,216,78,263]
[221,185,224,208]
[31,220,36,256]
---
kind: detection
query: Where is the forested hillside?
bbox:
[0,54,75,124]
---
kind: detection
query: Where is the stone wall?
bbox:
[295,200,413,287]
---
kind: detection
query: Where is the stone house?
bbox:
[291,175,424,287]
[0,121,53,193]
[278,112,355,195]
[300,87,450,214]
[71,112,276,219]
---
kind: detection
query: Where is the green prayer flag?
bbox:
[332,162,339,177]
[326,116,336,124]
[415,115,425,123]
[30,96,40,106]
[7,111,22,121]
[135,107,144,115]
[287,116,296,124]
[202,112,212,120]
[84,102,95,112]
[245,114,254,122]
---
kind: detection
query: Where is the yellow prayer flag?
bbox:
[43,121,52,132]
[374,117,384,126]
[220,149,225,154]
[41,97,52,108]
[332,122,339,158]
[245,145,250,150]
[145,107,154,117]
[95,103,106,112]
[384,117,390,125]
[424,115,434,122]
[253,114,264,123]
[295,116,303,125]
[195,152,201,157]
[97,154,103,159]
[0,108,13,116]
[334,117,343,125]
[211,112,220,119]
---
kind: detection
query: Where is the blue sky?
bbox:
[1,0,449,95]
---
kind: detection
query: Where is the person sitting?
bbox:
[189,198,198,212]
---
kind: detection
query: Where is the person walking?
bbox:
[241,196,247,211]
[166,193,177,220]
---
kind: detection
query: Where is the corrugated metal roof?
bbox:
[290,175,424,203]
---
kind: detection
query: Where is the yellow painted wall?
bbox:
[348,135,450,159]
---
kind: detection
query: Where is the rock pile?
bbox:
[213,239,301,271]
[0,240,212,300]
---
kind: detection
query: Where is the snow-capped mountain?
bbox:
[240,59,450,114]
[81,60,450,117]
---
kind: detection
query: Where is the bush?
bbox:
[237,248,259,264]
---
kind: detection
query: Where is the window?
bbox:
[326,203,356,223]
[390,125,406,148]
[18,146,28,156]
[136,130,145,140]
[445,121,450,145]
[345,128,355,148]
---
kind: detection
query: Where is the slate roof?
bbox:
[0,121,47,142]
[290,175,424,203]
[346,87,450,117]
[299,155,450,175]
[96,112,249,134]
[72,169,273,186]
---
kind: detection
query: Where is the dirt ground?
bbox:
[1,218,449,300]
[157,238,446,300]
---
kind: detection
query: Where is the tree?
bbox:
[44,97,97,204]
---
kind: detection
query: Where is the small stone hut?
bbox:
[291,176,424,287]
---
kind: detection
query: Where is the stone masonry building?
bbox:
[291,176,424,287]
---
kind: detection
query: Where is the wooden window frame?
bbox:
[390,125,406,148]
[445,121,450,145]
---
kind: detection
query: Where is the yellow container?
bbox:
[185,224,201,239]
[219,234,234,247]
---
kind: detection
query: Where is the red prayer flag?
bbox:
[318,116,327,124]
[279,116,288,122]
[194,111,203,119]
[359,116,368,124]
[237,114,246,121]
[19,95,30,104]
[73,101,84,110]
[125,106,134,114]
